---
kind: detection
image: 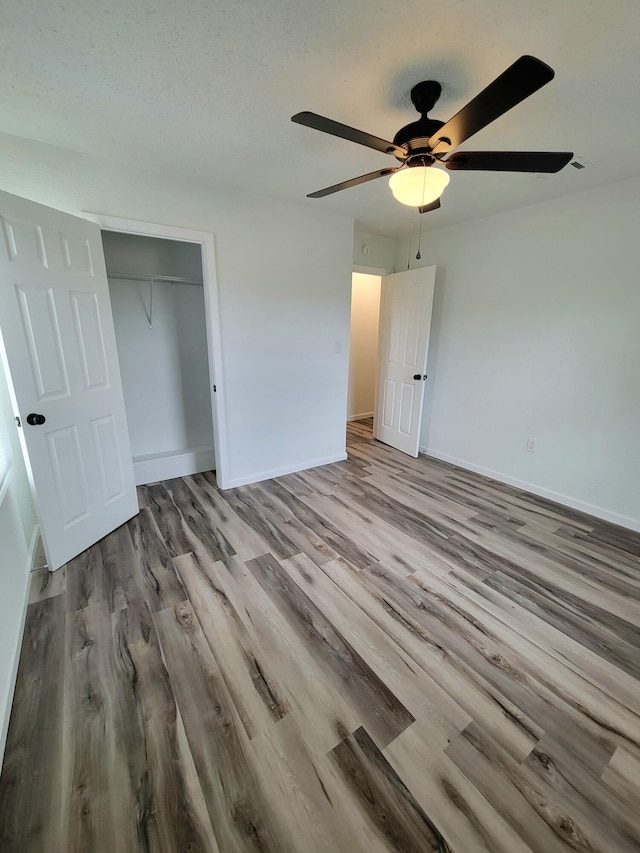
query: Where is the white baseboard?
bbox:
[133,446,215,486]
[348,412,374,422]
[420,446,640,532]
[225,452,348,489]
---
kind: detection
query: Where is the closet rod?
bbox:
[106,271,203,287]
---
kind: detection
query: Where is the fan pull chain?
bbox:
[416,164,427,260]
[407,209,415,269]
[416,209,425,261]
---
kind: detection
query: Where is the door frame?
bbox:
[348,264,391,433]
[85,213,230,489]
[352,265,391,276]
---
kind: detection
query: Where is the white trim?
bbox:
[0,466,9,506]
[348,411,374,421]
[225,452,348,489]
[82,213,230,489]
[0,446,8,498]
[420,446,640,532]
[133,446,215,485]
[0,563,29,771]
[26,523,40,572]
[352,264,392,275]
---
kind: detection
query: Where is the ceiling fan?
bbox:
[292,56,573,213]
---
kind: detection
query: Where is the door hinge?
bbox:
[213,385,217,392]
[15,416,21,428]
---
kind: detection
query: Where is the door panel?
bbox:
[92,414,126,505]
[47,425,90,527]
[1,217,49,267]
[0,190,138,569]
[59,232,94,274]
[382,379,395,428]
[387,311,401,363]
[399,382,415,435]
[404,312,420,366]
[17,287,71,400]
[71,291,110,390]
[374,266,436,457]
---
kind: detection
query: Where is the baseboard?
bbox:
[225,452,348,489]
[420,446,640,532]
[0,567,30,772]
[348,412,374,422]
[133,446,215,486]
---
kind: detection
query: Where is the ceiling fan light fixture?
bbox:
[389,166,450,207]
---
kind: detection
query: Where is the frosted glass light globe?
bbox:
[389,166,450,207]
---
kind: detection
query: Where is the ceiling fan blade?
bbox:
[428,56,555,154]
[307,166,403,198]
[292,112,407,159]
[419,199,441,214]
[444,151,573,172]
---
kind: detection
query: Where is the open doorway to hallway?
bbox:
[348,265,436,458]
[347,272,381,424]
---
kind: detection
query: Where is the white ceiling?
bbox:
[2,0,640,237]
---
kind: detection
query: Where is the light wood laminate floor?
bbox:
[2,419,640,852]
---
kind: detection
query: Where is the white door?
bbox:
[0,190,138,570]
[373,265,436,457]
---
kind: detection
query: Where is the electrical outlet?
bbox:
[525,437,537,453]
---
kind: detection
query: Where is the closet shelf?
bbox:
[106,271,203,287]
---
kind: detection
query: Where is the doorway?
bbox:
[89,213,229,489]
[101,231,214,486]
[348,266,437,458]
[347,272,382,424]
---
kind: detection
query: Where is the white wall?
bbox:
[353,230,396,271]
[0,356,36,765]
[0,132,354,487]
[396,177,640,530]
[103,233,214,459]
[108,280,214,456]
[348,273,381,420]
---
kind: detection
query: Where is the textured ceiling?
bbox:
[2,0,639,237]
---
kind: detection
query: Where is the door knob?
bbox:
[26,413,46,426]
[413,374,421,380]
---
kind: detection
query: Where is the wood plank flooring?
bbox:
[2,418,640,852]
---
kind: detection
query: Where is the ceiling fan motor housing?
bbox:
[394,120,447,164]
[393,81,447,163]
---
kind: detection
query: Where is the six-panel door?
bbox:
[0,190,138,570]
[374,266,436,457]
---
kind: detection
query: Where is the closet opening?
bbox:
[98,221,227,488]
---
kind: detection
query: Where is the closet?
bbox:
[101,231,215,485]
